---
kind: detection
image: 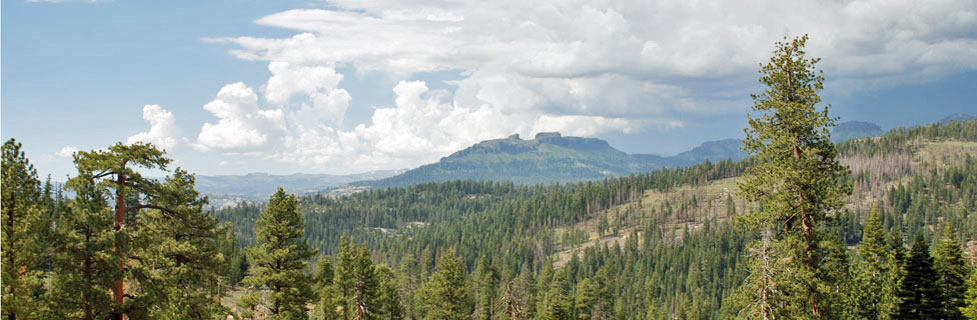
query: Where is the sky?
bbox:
[3,0,976,179]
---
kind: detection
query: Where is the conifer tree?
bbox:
[374,264,405,319]
[70,142,173,320]
[1,139,46,319]
[934,226,969,319]
[130,169,225,319]
[734,34,851,319]
[853,206,900,319]
[962,268,977,319]
[243,188,316,319]
[421,248,469,320]
[894,234,945,320]
[48,169,123,320]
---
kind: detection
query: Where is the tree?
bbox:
[894,234,945,320]
[1,139,45,320]
[70,142,173,320]
[242,188,316,319]
[852,206,900,319]
[130,169,225,319]
[729,230,786,320]
[421,248,469,320]
[48,167,123,320]
[934,226,969,319]
[734,34,851,319]
[962,268,977,319]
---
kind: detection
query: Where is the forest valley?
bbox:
[4,36,977,320]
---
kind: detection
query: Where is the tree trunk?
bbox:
[111,173,126,320]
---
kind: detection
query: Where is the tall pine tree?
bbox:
[243,188,316,320]
[733,34,851,319]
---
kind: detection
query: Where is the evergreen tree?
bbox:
[934,226,969,319]
[962,268,977,319]
[421,248,469,320]
[852,206,900,319]
[374,264,405,319]
[1,139,46,319]
[70,142,173,320]
[894,234,945,320]
[734,34,851,319]
[242,188,316,319]
[48,169,123,320]
[130,169,225,319]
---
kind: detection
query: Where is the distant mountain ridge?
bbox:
[195,170,403,199]
[832,120,884,142]
[360,132,746,188]
[941,112,976,123]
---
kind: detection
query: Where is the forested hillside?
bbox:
[206,118,977,319]
[4,35,977,320]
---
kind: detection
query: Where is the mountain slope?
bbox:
[363,132,745,188]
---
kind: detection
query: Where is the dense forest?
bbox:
[4,36,977,319]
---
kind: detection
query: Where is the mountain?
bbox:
[941,112,976,123]
[195,170,403,199]
[362,132,746,188]
[831,120,884,142]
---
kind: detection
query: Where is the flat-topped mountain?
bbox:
[362,132,746,188]
[831,120,884,142]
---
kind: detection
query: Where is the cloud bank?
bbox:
[130,0,977,173]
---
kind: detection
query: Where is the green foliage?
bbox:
[129,169,225,319]
[2,139,46,319]
[734,34,852,319]
[894,234,945,319]
[963,268,977,319]
[934,226,969,319]
[851,207,901,319]
[420,248,469,320]
[243,188,316,319]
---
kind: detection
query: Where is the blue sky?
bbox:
[3,0,976,179]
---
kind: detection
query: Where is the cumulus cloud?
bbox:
[194,83,287,153]
[190,0,977,172]
[127,104,182,151]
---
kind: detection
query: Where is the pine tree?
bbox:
[48,169,123,320]
[853,206,900,319]
[130,169,225,319]
[70,142,173,320]
[243,188,316,320]
[894,234,945,320]
[421,248,469,320]
[374,264,405,320]
[934,226,969,319]
[962,268,977,319]
[734,34,851,319]
[1,139,46,319]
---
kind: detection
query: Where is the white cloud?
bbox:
[56,146,79,158]
[126,104,182,151]
[194,82,287,153]
[189,0,977,172]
